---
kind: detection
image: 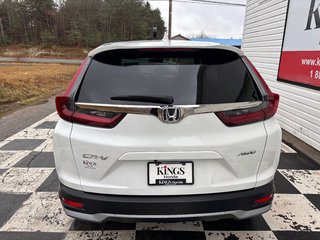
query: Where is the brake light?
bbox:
[55,58,126,128]
[215,57,279,127]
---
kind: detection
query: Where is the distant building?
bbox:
[191,38,242,48]
[171,34,190,41]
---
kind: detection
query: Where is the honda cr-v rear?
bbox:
[53,40,281,222]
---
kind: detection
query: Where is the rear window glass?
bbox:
[77,49,261,105]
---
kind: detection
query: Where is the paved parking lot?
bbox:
[0,113,319,240]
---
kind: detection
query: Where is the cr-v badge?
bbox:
[82,154,108,161]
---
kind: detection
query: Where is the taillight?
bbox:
[215,56,279,127]
[56,96,125,128]
[55,58,126,128]
[72,110,125,128]
[264,93,280,119]
[216,107,265,127]
[216,93,279,127]
[56,96,73,121]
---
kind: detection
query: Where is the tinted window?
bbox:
[77,49,261,105]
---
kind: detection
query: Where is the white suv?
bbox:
[54,40,281,222]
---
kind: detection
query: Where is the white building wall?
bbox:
[242,0,320,151]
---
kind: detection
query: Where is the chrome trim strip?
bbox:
[76,102,155,114]
[75,101,262,123]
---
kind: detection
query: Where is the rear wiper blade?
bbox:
[110,95,174,104]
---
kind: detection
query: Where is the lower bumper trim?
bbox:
[64,204,272,222]
[59,181,274,222]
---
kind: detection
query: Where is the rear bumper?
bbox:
[59,181,274,222]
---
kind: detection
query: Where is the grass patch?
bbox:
[0,63,78,115]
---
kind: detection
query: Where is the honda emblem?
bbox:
[159,106,182,123]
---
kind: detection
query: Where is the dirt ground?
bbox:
[0,45,90,59]
[0,63,78,116]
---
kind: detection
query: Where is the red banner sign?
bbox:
[278,0,320,89]
[279,51,320,87]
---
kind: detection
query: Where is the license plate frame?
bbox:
[147,161,194,186]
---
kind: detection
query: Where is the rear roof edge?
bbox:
[88,40,244,58]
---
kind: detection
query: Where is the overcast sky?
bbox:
[147,0,247,39]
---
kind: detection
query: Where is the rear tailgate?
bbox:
[66,48,272,195]
[70,112,267,195]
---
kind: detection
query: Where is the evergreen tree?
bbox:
[0,0,166,47]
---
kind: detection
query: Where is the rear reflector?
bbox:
[255,194,273,204]
[61,197,84,209]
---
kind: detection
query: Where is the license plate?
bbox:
[148,161,194,186]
